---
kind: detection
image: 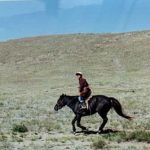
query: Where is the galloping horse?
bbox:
[54,94,132,133]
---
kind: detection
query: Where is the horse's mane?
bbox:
[66,95,78,98]
[64,95,78,102]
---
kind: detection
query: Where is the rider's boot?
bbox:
[81,101,87,109]
[78,96,87,109]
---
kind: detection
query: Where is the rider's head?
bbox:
[75,72,83,79]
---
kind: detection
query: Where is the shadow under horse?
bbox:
[54,94,132,133]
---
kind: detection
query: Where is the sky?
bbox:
[0,0,150,41]
[60,0,103,8]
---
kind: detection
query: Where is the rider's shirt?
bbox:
[79,77,89,92]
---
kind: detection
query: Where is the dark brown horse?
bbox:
[54,94,132,133]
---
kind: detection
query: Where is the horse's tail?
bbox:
[109,97,133,120]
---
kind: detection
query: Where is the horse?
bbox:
[54,94,132,133]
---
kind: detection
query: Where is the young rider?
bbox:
[75,72,92,109]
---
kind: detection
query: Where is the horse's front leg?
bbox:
[72,116,77,133]
[76,115,87,131]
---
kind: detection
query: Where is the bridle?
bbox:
[56,98,64,108]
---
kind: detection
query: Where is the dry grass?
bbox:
[0,31,150,149]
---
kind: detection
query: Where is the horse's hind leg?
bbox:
[98,112,108,133]
[76,115,87,131]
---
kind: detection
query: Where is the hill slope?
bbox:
[0,31,150,87]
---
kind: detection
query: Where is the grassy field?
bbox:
[0,31,150,150]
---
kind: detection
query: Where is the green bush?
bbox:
[103,130,150,143]
[12,124,28,133]
[92,137,107,149]
[0,102,4,106]
[127,131,150,143]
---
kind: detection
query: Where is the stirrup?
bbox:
[80,103,87,109]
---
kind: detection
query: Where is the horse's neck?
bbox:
[66,96,78,111]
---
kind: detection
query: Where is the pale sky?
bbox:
[0,1,44,17]
[60,0,103,8]
[0,0,150,41]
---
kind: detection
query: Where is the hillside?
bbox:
[0,31,150,149]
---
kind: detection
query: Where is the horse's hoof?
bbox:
[71,131,76,134]
[74,132,79,136]
[98,130,103,134]
[73,131,76,135]
[82,128,88,132]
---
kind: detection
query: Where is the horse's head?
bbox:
[54,94,67,111]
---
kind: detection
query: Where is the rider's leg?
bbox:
[81,90,92,109]
[78,96,86,109]
[78,96,83,103]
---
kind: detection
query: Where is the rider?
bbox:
[75,72,92,109]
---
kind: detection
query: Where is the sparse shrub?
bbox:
[102,132,127,143]
[142,122,150,130]
[92,137,107,149]
[127,146,138,150]
[103,131,150,143]
[0,102,4,106]
[17,138,23,142]
[126,131,150,143]
[0,132,7,141]
[12,124,28,133]
[46,123,61,132]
